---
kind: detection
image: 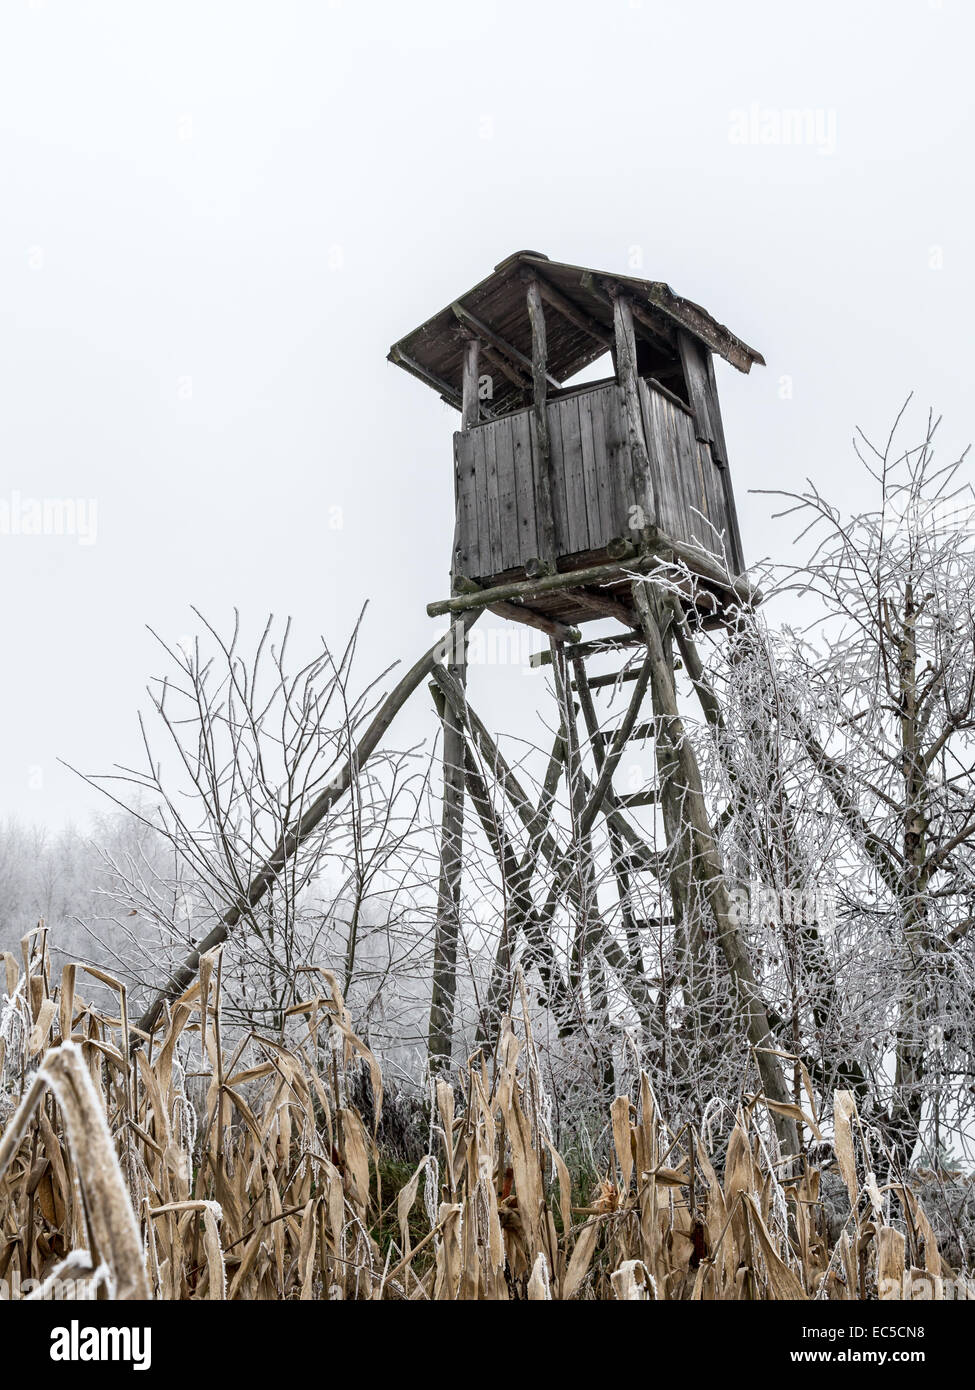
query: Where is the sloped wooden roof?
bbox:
[388,250,764,414]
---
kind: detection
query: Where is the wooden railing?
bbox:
[453,378,740,581]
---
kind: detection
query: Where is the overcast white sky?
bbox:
[1,0,973,827]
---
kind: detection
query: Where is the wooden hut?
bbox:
[389,251,763,635]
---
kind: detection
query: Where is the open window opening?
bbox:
[554,349,615,396]
[635,338,691,408]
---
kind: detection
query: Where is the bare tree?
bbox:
[751,404,975,1163]
[75,609,438,1042]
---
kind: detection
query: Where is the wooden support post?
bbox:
[452,336,481,583]
[431,664,665,1063]
[461,336,480,432]
[534,648,653,989]
[530,271,614,349]
[526,276,558,567]
[631,579,799,1157]
[432,658,657,1038]
[571,655,646,979]
[432,664,567,875]
[611,291,657,548]
[430,667,576,1031]
[473,723,569,1049]
[433,348,479,1074]
[550,641,595,991]
[644,594,706,1064]
[428,618,468,1073]
[429,682,517,1020]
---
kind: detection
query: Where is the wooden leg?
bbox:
[632,579,800,1158]
[428,619,467,1073]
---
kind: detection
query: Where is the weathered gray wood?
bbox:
[524,556,551,579]
[672,406,705,547]
[600,384,633,542]
[495,414,519,572]
[631,579,799,1155]
[635,282,760,373]
[529,630,646,667]
[429,533,758,618]
[705,340,746,573]
[530,270,614,348]
[428,612,468,1070]
[452,431,479,580]
[511,407,538,565]
[678,328,717,447]
[389,344,464,412]
[570,762,664,876]
[647,376,694,416]
[480,341,531,393]
[429,684,515,1026]
[461,336,480,432]
[583,388,613,550]
[527,278,558,564]
[558,392,589,554]
[390,253,764,424]
[544,396,572,557]
[549,641,596,992]
[474,721,570,1048]
[612,293,656,545]
[661,395,689,540]
[617,788,660,809]
[719,464,746,575]
[484,415,503,574]
[486,601,581,644]
[700,441,725,542]
[626,294,677,353]
[427,552,658,617]
[570,657,646,981]
[571,587,638,628]
[432,665,598,889]
[452,299,559,388]
[571,664,645,691]
[577,654,653,837]
[661,394,696,548]
[639,382,670,535]
[432,662,661,977]
[451,375,751,608]
[702,350,728,464]
[470,427,494,576]
[643,385,689,546]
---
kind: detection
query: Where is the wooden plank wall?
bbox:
[453,379,738,581]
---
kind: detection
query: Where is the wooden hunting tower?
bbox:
[389,251,764,636]
[385,253,791,1087]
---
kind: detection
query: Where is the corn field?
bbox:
[1,933,969,1302]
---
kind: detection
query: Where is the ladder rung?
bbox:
[617,789,660,809]
[627,721,655,742]
[570,659,682,689]
[530,633,646,668]
[572,668,642,690]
